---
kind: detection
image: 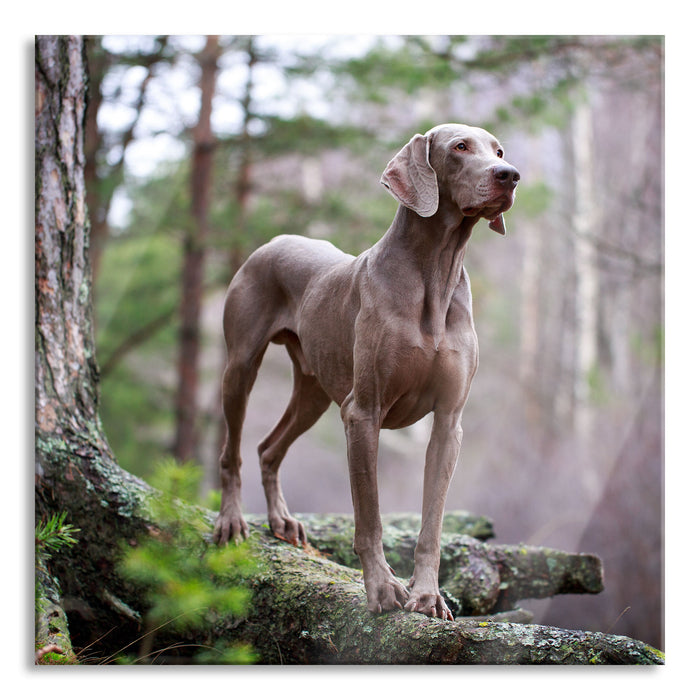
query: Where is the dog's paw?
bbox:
[405,591,455,621]
[213,509,250,545]
[365,574,410,614]
[269,513,307,547]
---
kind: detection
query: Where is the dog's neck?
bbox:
[373,205,476,344]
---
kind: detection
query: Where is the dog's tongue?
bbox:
[489,214,506,235]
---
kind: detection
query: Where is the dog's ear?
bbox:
[489,213,506,235]
[380,134,438,217]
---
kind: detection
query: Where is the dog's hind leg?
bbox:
[213,277,277,545]
[213,346,266,544]
[257,331,331,545]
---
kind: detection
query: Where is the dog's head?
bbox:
[380,123,520,234]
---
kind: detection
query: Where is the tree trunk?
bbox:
[174,35,220,462]
[571,95,600,441]
[518,133,545,425]
[212,36,257,474]
[34,35,662,666]
[84,36,167,287]
[35,35,99,441]
[35,33,153,658]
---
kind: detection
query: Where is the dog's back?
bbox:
[222,234,351,350]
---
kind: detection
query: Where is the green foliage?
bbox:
[253,114,371,157]
[96,230,182,358]
[98,363,174,478]
[336,37,460,103]
[485,81,578,133]
[118,459,257,664]
[97,178,184,340]
[36,512,80,557]
[204,488,222,513]
[95,207,183,475]
[334,35,650,136]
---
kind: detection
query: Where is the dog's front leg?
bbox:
[341,395,409,614]
[214,453,249,545]
[405,410,463,621]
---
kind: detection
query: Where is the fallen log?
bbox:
[209,523,662,665]
[248,512,604,616]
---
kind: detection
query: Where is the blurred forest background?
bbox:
[85,35,663,649]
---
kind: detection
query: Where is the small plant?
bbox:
[118,459,256,664]
[36,512,80,559]
[35,512,80,663]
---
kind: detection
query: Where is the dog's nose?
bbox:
[493,164,520,187]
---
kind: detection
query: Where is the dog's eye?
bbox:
[496,149,504,158]
[455,142,467,151]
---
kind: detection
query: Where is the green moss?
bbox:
[646,645,665,662]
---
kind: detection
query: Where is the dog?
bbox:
[214,123,519,619]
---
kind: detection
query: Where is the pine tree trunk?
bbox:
[35,34,153,658]
[212,36,256,473]
[174,35,220,462]
[35,35,100,442]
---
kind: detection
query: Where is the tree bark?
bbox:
[35,33,153,659]
[250,512,603,617]
[174,35,221,462]
[219,524,662,665]
[35,35,100,441]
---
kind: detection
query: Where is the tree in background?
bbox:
[173,35,221,462]
[84,35,173,284]
[92,35,374,470]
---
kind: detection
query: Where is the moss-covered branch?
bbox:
[38,455,661,664]
[205,523,662,665]
[248,512,603,617]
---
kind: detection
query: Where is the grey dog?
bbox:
[214,123,519,620]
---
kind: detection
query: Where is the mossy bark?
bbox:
[35,567,77,664]
[279,512,602,616]
[203,523,662,665]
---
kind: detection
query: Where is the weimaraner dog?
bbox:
[214,123,519,620]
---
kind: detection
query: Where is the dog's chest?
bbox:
[379,325,477,429]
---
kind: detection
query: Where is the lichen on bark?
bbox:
[274,511,603,617]
[208,523,662,665]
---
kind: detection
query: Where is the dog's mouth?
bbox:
[461,192,515,221]
[461,192,516,235]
